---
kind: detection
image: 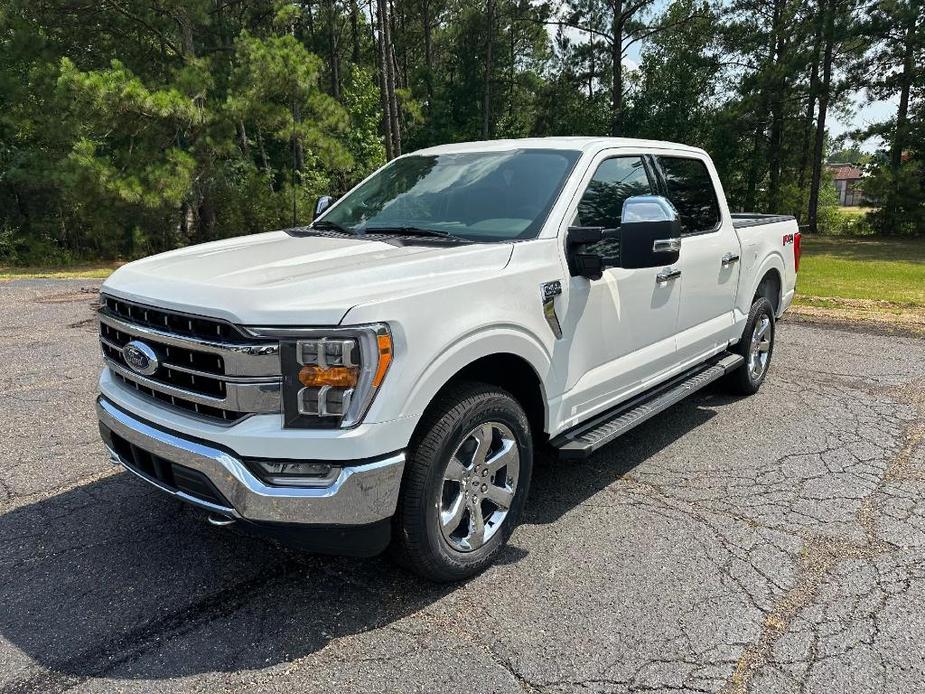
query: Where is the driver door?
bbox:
[555,153,682,431]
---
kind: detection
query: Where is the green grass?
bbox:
[837,206,875,218]
[0,263,119,280]
[797,236,925,306]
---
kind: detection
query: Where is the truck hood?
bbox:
[102,231,514,326]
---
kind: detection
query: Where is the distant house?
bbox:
[828,163,864,206]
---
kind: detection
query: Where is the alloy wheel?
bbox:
[748,315,772,381]
[438,422,520,552]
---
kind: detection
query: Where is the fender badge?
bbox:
[540,281,563,339]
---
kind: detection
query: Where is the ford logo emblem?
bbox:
[122,340,159,376]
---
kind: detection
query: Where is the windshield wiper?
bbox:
[310,220,352,234]
[360,225,460,240]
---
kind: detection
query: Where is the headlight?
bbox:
[279,324,393,428]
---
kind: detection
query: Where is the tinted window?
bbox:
[657,157,720,234]
[321,149,581,241]
[574,157,653,228]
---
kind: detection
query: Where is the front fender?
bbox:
[399,324,553,426]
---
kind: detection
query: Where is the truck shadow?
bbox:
[525,388,726,527]
[0,389,729,686]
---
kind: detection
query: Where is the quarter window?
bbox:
[574,157,653,229]
[656,156,720,234]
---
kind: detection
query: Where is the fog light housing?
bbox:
[252,460,341,487]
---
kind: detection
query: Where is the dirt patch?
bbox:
[789,295,925,337]
[68,317,98,331]
[33,287,100,304]
[722,535,891,694]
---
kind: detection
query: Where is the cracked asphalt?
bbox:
[2,279,925,694]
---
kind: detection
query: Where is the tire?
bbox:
[725,296,775,395]
[390,382,533,582]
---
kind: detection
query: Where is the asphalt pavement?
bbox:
[1,279,924,693]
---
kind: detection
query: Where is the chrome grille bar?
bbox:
[105,358,281,413]
[99,312,279,377]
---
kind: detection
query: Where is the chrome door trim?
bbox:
[653,238,682,253]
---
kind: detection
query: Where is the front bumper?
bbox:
[97,396,405,531]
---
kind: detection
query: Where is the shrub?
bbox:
[817,208,875,236]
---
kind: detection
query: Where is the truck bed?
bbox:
[730,213,797,229]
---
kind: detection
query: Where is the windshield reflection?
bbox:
[320,149,582,242]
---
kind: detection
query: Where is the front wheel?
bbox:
[725,296,776,395]
[390,382,533,582]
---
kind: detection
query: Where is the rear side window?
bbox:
[657,157,720,234]
[574,157,653,229]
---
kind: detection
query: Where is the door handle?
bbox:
[721,252,740,267]
[656,268,682,284]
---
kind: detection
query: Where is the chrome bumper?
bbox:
[96,397,405,525]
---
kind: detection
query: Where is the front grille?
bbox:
[99,294,281,425]
[109,430,231,508]
[101,295,252,344]
[111,371,246,423]
[100,322,226,397]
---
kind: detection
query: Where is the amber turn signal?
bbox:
[372,333,392,387]
[298,365,359,388]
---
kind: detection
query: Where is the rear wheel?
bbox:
[390,382,532,582]
[725,297,775,395]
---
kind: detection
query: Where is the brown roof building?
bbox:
[828,163,864,206]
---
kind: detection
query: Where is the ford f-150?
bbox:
[96,137,800,581]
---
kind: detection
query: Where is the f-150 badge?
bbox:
[541,281,563,339]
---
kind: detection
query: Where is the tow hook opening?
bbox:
[207,513,236,527]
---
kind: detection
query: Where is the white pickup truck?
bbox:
[96,137,799,581]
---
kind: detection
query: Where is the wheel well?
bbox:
[754,269,781,314]
[428,354,546,442]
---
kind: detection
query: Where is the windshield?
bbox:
[320,149,582,242]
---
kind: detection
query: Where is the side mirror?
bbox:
[566,195,681,279]
[618,195,681,269]
[314,195,334,219]
[566,226,616,280]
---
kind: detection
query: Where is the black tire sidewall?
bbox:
[405,386,533,579]
[742,298,775,389]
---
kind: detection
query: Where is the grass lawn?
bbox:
[837,206,875,218]
[0,263,120,280]
[796,236,925,307]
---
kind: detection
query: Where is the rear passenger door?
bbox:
[654,154,740,365]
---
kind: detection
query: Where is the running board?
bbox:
[551,353,744,460]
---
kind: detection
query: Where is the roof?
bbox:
[828,163,863,180]
[413,136,706,156]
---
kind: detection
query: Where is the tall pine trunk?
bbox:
[767,0,787,213]
[376,0,393,159]
[610,0,623,137]
[328,0,342,100]
[797,0,825,212]
[377,0,401,158]
[807,0,835,235]
[744,118,765,212]
[891,12,916,174]
[422,0,434,103]
[350,0,360,64]
[482,0,495,138]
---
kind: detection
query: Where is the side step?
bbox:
[551,352,744,460]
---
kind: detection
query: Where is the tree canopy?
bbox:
[0,0,922,264]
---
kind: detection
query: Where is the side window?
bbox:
[656,156,720,234]
[574,157,653,228]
